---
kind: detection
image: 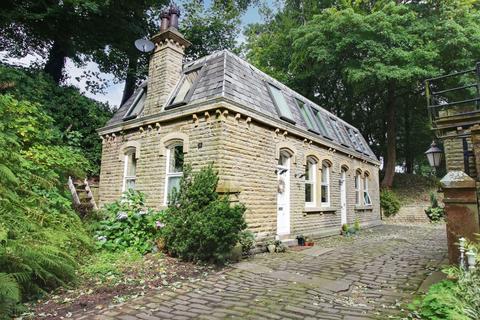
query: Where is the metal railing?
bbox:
[426,62,480,123]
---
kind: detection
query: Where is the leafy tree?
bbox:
[0,0,255,104]
[181,0,253,60]
[0,0,166,86]
[245,0,480,187]
[0,64,112,174]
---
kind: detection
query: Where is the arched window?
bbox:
[164,142,184,204]
[355,170,361,205]
[363,172,372,206]
[123,148,137,191]
[321,161,331,207]
[305,157,317,207]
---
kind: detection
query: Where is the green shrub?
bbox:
[0,65,113,174]
[160,164,247,264]
[354,219,360,232]
[425,207,445,222]
[425,192,445,222]
[238,230,255,256]
[411,280,468,320]
[0,94,92,317]
[93,190,164,254]
[380,189,401,217]
[0,273,20,319]
[412,261,480,319]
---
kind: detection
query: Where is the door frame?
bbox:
[276,152,291,236]
[340,169,347,225]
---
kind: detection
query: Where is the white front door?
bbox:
[277,152,291,236]
[340,170,347,225]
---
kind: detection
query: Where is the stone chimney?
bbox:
[143,3,191,116]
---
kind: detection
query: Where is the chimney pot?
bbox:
[168,2,180,29]
[160,7,170,31]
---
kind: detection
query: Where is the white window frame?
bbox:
[122,150,137,192]
[355,172,361,205]
[363,175,372,206]
[163,143,184,205]
[305,159,317,207]
[123,86,146,120]
[321,162,330,207]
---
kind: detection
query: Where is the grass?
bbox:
[79,249,143,283]
[391,173,440,204]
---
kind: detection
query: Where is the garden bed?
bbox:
[26,251,217,319]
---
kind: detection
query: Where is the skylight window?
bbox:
[355,132,370,154]
[346,128,360,150]
[123,87,146,120]
[329,118,350,147]
[346,128,366,152]
[267,83,295,124]
[166,68,201,109]
[296,99,318,133]
[311,108,331,139]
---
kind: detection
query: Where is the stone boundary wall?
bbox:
[383,203,431,224]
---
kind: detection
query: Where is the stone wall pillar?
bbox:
[441,171,480,264]
[471,124,480,177]
[443,133,465,172]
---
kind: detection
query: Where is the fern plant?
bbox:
[0,94,92,317]
[0,273,20,319]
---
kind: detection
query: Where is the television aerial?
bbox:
[134,39,155,53]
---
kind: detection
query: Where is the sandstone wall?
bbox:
[99,101,381,242]
[99,111,223,208]
[219,110,381,241]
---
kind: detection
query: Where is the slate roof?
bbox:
[106,50,377,160]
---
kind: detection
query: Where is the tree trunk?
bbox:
[120,56,138,105]
[381,82,397,188]
[404,105,414,173]
[44,40,67,84]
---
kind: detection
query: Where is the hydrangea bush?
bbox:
[93,190,164,254]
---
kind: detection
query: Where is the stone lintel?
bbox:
[440,170,476,189]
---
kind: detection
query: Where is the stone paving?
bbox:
[75,224,447,320]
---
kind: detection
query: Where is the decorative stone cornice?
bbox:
[151,27,191,50]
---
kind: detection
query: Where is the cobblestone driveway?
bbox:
[76,224,447,320]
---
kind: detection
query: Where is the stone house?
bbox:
[97,10,381,243]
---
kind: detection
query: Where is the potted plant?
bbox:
[354,219,360,232]
[424,192,445,222]
[274,240,286,252]
[296,235,305,246]
[267,240,276,253]
[341,223,349,235]
[305,237,314,246]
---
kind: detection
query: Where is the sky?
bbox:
[0,1,268,109]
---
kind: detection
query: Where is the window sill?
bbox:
[355,205,373,211]
[303,207,337,215]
